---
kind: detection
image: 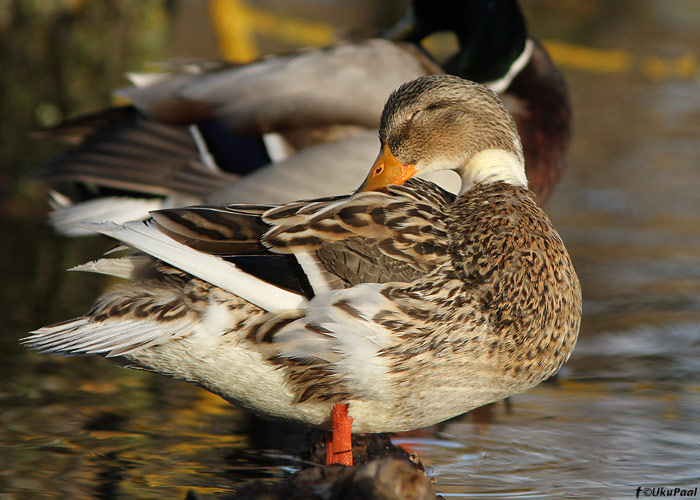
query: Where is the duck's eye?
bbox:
[410,109,422,121]
[373,165,384,176]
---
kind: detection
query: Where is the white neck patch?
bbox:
[484,39,534,94]
[458,149,528,195]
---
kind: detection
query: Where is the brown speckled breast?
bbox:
[378,182,580,396]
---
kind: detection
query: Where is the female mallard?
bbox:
[38,0,570,235]
[24,75,581,466]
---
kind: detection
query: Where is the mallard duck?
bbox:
[24,74,581,466]
[38,0,570,235]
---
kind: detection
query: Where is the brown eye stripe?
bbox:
[424,100,454,111]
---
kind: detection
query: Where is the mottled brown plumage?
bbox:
[24,75,580,434]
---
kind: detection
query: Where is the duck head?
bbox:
[393,0,529,88]
[359,74,526,194]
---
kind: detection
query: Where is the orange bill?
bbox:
[357,143,417,192]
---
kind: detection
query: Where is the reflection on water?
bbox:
[430,381,700,498]
[2,0,700,498]
[4,356,699,499]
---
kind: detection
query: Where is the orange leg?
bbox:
[325,403,353,466]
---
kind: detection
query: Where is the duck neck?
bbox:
[446,0,529,86]
[483,39,533,93]
[458,149,528,195]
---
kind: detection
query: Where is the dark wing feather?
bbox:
[151,204,273,254]
[225,255,315,297]
[35,107,238,198]
[33,107,138,144]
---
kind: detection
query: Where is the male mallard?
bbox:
[24,74,581,466]
[38,0,570,235]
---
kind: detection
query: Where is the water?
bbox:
[1,0,700,498]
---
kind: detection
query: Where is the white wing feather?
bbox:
[85,221,307,313]
[24,317,197,357]
[48,196,164,236]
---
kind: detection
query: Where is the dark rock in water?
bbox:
[301,431,414,465]
[187,457,440,500]
[186,431,442,499]
[186,430,443,499]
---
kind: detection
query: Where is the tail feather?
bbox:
[22,317,196,357]
[70,255,152,281]
[48,196,164,236]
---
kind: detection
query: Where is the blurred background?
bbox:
[1,1,699,498]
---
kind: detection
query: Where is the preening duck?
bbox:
[24,75,581,466]
[37,0,570,235]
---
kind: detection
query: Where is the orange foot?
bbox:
[325,403,353,466]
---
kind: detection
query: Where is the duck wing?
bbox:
[148,178,454,296]
[24,179,453,368]
[118,40,438,133]
[35,107,237,198]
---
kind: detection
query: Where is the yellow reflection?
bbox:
[543,40,631,73]
[65,0,85,12]
[544,39,698,81]
[189,388,237,416]
[557,378,610,394]
[642,54,697,81]
[79,380,121,394]
[209,0,335,63]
